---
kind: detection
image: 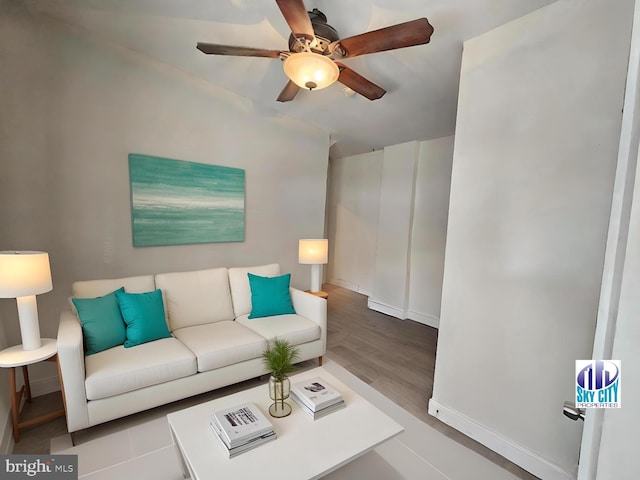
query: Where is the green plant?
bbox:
[262,338,300,381]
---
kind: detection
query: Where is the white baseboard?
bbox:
[327,279,372,297]
[367,299,407,319]
[407,310,440,329]
[0,407,14,454]
[328,278,359,291]
[428,399,576,480]
[367,300,440,329]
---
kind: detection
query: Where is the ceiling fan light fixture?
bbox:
[283,52,339,91]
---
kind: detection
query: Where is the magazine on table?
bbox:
[290,377,343,412]
[211,419,277,457]
[292,393,346,420]
[210,402,274,448]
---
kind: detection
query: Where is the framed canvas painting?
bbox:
[128,154,245,247]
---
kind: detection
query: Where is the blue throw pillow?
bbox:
[115,289,171,348]
[72,287,126,355]
[248,273,296,319]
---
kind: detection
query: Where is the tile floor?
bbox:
[50,360,528,480]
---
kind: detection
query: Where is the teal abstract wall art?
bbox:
[128,154,245,247]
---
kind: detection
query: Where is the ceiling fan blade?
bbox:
[336,63,386,101]
[331,18,434,58]
[277,80,300,102]
[197,43,282,58]
[275,0,315,41]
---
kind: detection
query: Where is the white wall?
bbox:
[595,151,640,477]
[0,8,329,392]
[326,151,383,296]
[429,1,633,479]
[408,137,454,327]
[369,142,419,318]
[578,2,640,478]
[327,136,453,326]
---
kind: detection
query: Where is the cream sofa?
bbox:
[57,263,326,434]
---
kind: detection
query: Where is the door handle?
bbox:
[563,400,585,421]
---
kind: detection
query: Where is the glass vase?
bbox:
[268,375,292,418]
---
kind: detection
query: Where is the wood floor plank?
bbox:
[324,283,539,480]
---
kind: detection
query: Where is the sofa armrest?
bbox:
[57,310,91,432]
[290,288,327,354]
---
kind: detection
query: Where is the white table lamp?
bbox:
[0,251,53,351]
[299,239,328,293]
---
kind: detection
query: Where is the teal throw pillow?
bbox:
[72,287,126,355]
[248,273,296,319]
[115,289,171,348]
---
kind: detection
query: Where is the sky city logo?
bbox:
[576,360,621,408]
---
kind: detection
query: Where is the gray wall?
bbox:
[0,313,8,453]
[429,0,633,478]
[0,7,329,391]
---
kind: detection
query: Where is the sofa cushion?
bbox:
[236,313,321,347]
[72,287,126,355]
[116,289,172,348]
[173,321,268,373]
[84,337,197,400]
[248,273,296,319]
[72,275,156,298]
[155,267,234,331]
[228,264,280,317]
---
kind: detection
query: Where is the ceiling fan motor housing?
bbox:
[288,9,339,55]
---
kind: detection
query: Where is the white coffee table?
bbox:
[167,366,403,480]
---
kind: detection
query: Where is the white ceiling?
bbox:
[25,0,557,158]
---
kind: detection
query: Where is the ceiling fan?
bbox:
[196,0,434,102]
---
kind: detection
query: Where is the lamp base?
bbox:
[310,264,323,292]
[16,295,42,351]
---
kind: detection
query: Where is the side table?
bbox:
[305,290,328,299]
[0,338,66,442]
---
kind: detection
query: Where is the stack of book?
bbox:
[210,402,276,458]
[291,376,345,420]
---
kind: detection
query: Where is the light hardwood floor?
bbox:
[322,284,538,480]
[12,283,538,479]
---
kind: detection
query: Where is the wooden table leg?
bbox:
[8,358,66,442]
[21,365,32,402]
[8,367,23,442]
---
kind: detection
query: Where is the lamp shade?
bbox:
[299,239,328,265]
[0,251,53,298]
[283,52,339,91]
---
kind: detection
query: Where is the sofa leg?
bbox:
[70,432,76,447]
[318,356,323,366]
